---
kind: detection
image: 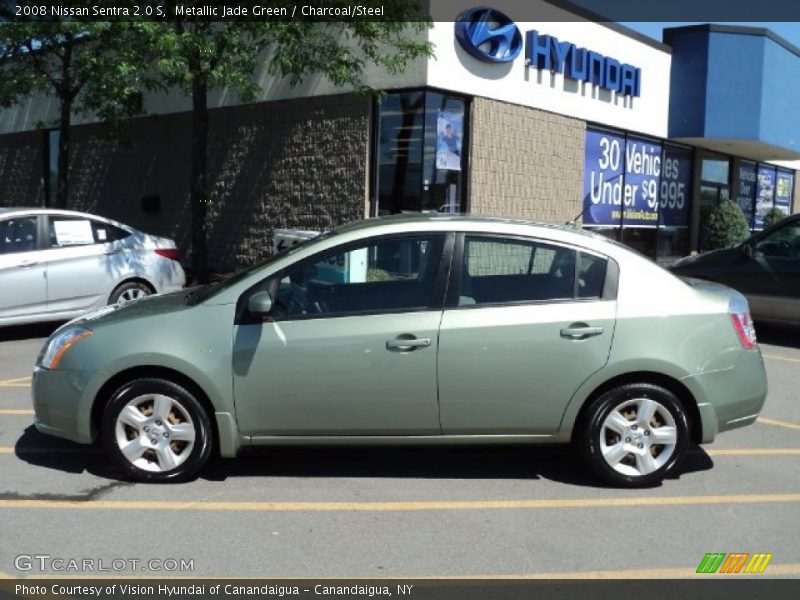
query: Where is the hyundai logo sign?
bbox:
[455,7,523,64]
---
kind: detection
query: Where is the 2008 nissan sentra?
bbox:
[31,215,767,487]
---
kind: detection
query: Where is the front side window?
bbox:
[460,237,577,305]
[756,221,800,258]
[270,235,445,318]
[0,217,38,254]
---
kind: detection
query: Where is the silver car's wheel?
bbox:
[109,281,152,306]
[102,378,213,482]
[579,383,690,488]
[114,394,196,473]
[599,397,677,477]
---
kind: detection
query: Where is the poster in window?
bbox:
[736,161,757,229]
[659,145,692,227]
[436,111,462,171]
[755,165,776,229]
[775,170,793,216]
[582,128,625,226]
[622,136,661,227]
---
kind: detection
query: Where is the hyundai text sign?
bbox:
[455,8,642,97]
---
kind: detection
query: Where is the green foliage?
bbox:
[763,206,787,228]
[704,199,751,250]
[2,21,150,124]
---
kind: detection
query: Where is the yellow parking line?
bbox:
[0,376,31,386]
[0,409,34,415]
[762,353,800,365]
[705,448,800,456]
[3,446,800,457]
[0,447,96,454]
[758,417,800,432]
[0,493,799,512]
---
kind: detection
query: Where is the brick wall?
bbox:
[0,131,45,206]
[468,97,586,224]
[0,93,370,272]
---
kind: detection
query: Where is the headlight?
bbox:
[37,326,93,370]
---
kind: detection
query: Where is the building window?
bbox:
[582,127,692,261]
[46,129,59,207]
[698,154,730,251]
[373,90,468,216]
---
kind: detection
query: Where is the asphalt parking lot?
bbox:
[0,322,798,579]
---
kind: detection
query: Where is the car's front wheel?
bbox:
[101,378,213,482]
[578,383,689,487]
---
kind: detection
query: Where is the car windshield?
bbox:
[185,230,338,305]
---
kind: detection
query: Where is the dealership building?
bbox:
[1,0,799,269]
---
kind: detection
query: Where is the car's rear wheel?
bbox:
[578,383,689,487]
[101,378,213,482]
[109,281,152,306]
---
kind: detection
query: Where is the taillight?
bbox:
[729,297,757,350]
[155,248,180,261]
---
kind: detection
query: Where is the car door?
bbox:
[0,215,48,320]
[745,218,800,322]
[232,233,452,436]
[438,233,616,435]
[41,215,118,313]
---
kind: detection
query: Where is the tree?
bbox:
[1,19,150,207]
[763,206,787,228]
[704,199,751,250]
[145,0,432,283]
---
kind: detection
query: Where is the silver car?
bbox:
[32,215,767,487]
[0,208,185,326]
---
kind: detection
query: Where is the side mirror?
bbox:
[742,243,753,258]
[247,291,273,319]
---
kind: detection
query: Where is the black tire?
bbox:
[109,281,153,305]
[577,383,690,488]
[101,378,213,483]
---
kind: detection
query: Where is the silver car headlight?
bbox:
[38,326,94,370]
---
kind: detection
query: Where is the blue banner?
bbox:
[583,129,625,226]
[659,145,692,227]
[736,161,757,229]
[775,170,793,216]
[622,136,661,227]
[755,165,776,229]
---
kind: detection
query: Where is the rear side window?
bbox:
[49,217,130,247]
[460,236,576,305]
[578,253,607,298]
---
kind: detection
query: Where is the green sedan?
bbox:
[32,215,767,487]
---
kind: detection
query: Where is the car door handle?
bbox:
[560,325,604,340]
[18,260,39,268]
[104,248,121,255]
[386,337,432,351]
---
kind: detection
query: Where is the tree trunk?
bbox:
[55,98,71,208]
[190,77,209,284]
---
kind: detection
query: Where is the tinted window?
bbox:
[0,217,38,254]
[460,237,575,305]
[756,221,800,258]
[270,235,445,318]
[48,217,129,247]
[578,253,607,298]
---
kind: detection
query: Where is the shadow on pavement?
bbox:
[12,425,714,491]
[0,322,62,342]
[755,322,800,350]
